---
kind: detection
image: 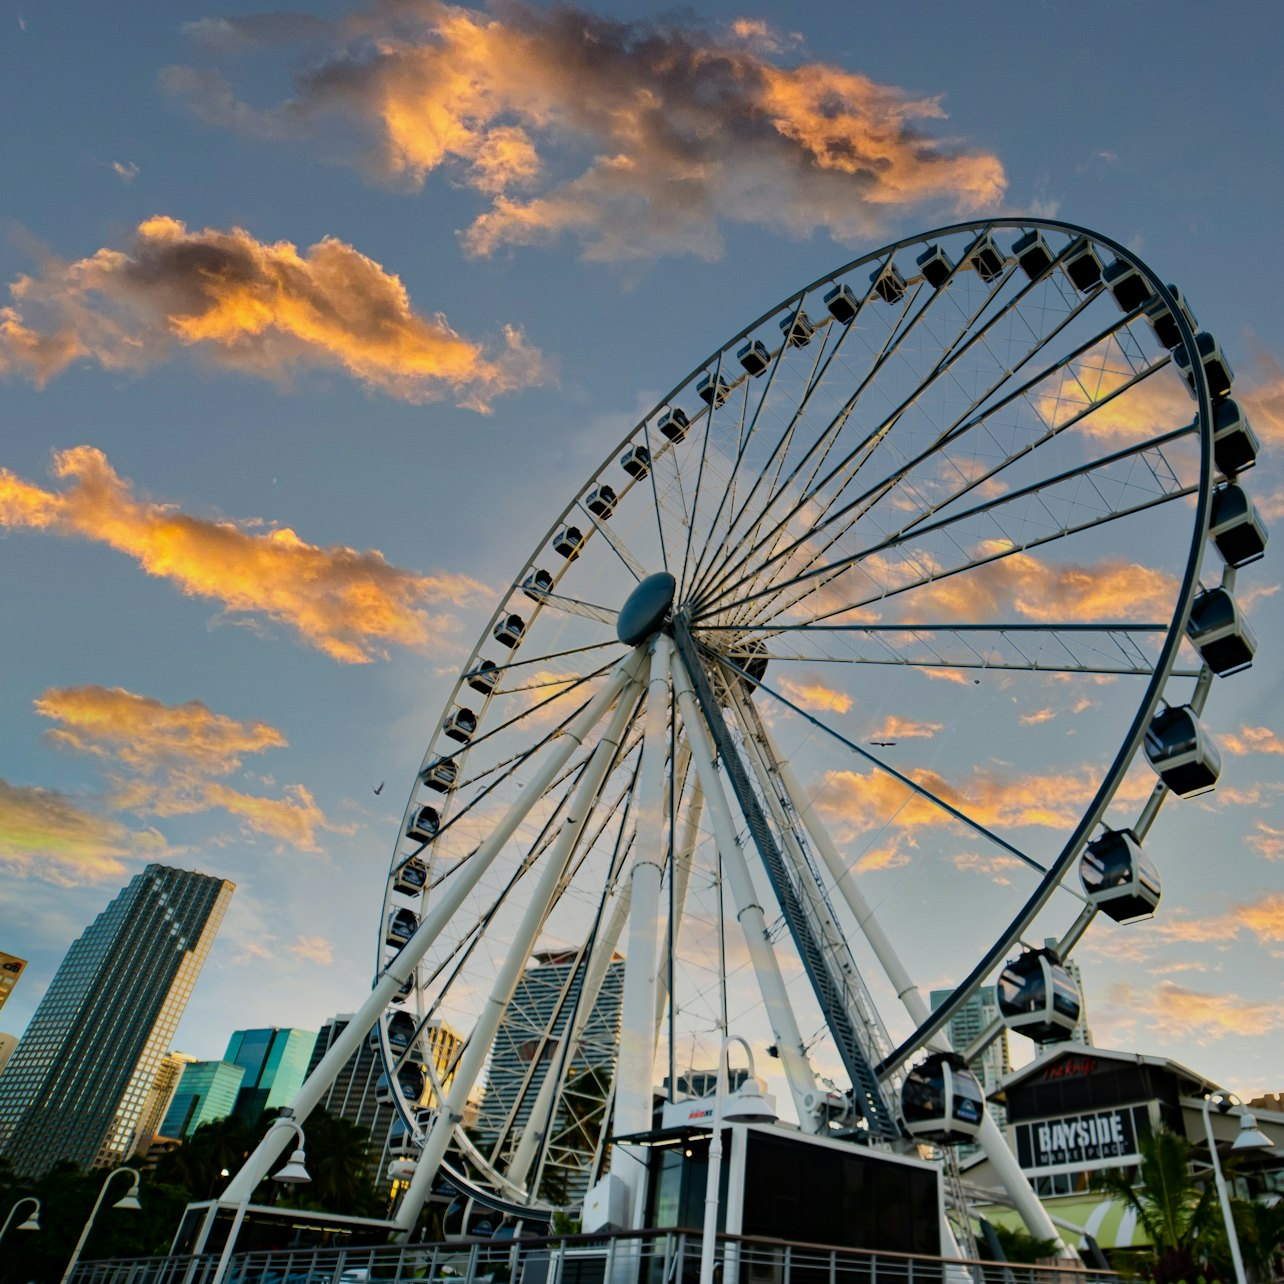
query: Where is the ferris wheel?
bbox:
[221,217,1267,1244]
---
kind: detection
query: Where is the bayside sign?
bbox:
[1015,1104,1149,1169]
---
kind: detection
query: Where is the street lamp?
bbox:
[699,1036,778,1284]
[59,1166,141,1284]
[209,1115,310,1284]
[1201,1092,1274,1284]
[0,1195,41,1241]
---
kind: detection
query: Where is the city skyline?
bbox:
[2,0,1282,1113]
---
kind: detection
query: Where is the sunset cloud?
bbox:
[777,675,852,714]
[0,776,168,885]
[36,684,343,852]
[0,215,543,407]
[165,3,1006,261]
[290,934,336,964]
[1240,351,1284,445]
[867,715,942,740]
[1221,726,1284,756]
[1246,824,1284,862]
[0,447,486,662]
[1107,979,1284,1041]
[1150,891,1284,944]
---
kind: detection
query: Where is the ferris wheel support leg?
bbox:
[612,635,676,1226]
[756,722,1073,1257]
[655,758,700,1032]
[670,647,823,1133]
[206,650,644,1235]
[394,664,646,1236]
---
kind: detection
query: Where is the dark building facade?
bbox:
[224,1026,315,1126]
[0,864,233,1177]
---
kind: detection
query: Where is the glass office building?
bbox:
[224,1026,316,1125]
[159,1060,245,1138]
[0,864,234,1177]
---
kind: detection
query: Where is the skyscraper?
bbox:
[476,949,624,1203]
[0,864,234,1177]
[132,1050,198,1156]
[159,1060,245,1138]
[0,951,27,1014]
[224,1027,316,1126]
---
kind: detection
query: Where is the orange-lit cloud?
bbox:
[165,3,1006,261]
[1019,708,1056,726]
[1246,824,1284,862]
[290,934,336,964]
[951,850,1023,886]
[0,776,169,885]
[1240,351,1284,445]
[1150,891,1284,944]
[0,215,542,407]
[1108,979,1283,1041]
[868,715,942,739]
[0,447,486,662]
[36,684,345,852]
[777,675,852,714]
[1221,726,1284,756]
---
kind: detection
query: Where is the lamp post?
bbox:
[0,1195,41,1241]
[699,1036,777,1284]
[1201,1092,1274,1284]
[59,1166,141,1284]
[209,1116,310,1284]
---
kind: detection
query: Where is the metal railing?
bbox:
[67,1227,1117,1284]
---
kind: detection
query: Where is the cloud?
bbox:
[950,850,1023,886]
[111,160,140,183]
[1019,708,1056,726]
[1107,979,1284,1041]
[0,776,169,885]
[1240,350,1284,445]
[1221,726,1284,756]
[1246,823,1284,862]
[777,675,851,714]
[1150,891,1284,944]
[0,215,543,408]
[165,2,1006,262]
[867,714,942,739]
[290,933,336,964]
[35,684,346,851]
[0,446,487,662]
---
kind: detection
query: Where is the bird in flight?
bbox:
[373,781,385,795]
[869,740,897,748]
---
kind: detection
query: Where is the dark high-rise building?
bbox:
[0,864,233,1177]
[224,1026,315,1126]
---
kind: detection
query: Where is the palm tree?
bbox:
[1091,1126,1225,1284]
[275,1109,381,1216]
[1230,1197,1284,1284]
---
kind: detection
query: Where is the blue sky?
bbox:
[2,0,1282,1105]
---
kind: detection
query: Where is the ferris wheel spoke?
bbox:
[525,587,620,626]
[693,296,1157,622]
[694,421,1197,630]
[574,502,647,585]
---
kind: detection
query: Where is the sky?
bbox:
[1,0,1283,1112]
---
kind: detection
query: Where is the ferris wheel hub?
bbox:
[616,571,676,645]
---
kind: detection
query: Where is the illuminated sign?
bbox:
[1015,1104,1149,1169]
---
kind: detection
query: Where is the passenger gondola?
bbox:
[394,852,431,892]
[443,707,478,742]
[1187,586,1257,677]
[1080,828,1161,923]
[1011,229,1053,280]
[375,1065,424,1106]
[1175,331,1234,401]
[1063,239,1103,292]
[1102,259,1152,313]
[968,234,1004,283]
[493,614,526,648]
[620,445,650,478]
[916,243,954,288]
[1211,399,1260,477]
[1143,284,1198,350]
[871,262,907,303]
[466,660,500,695]
[657,408,689,441]
[553,526,584,559]
[823,283,859,324]
[1209,483,1268,567]
[738,339,771,376]
[997,947,1082,1043]
[697,372,730,407]
[522,568,554,601]
[1144,704,1220,797]
[902,1051,985,1144]
[386,907,419,948]
[780,309,816,347]
[420,758,458,792]
[586,485,617,518]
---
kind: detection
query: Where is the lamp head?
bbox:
[721,1082,778,1126]
[17,1213,40,1232]
[1208,1091,1237,1115]
[1232,1113,1274,1152]
[113,1186,142,1212]
[273,1148,312,1184]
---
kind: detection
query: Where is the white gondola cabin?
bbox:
[902,1051,985,1144]
[657,407,689,441]
[620,444,650,478]
[1144,704,1220,797]
[998,947,1082,1043]
[697,372,730,407]
[493,613,526,648]
[553,526,584,560]
[586,484,617,518]
[968,234,1005,284]
[915,243,953,288]
[1063,239,1103,292]
[375,1065,423,1107]
[1209,483,1268,567]
[1175,331,1234,401]
[780,309,816,347]
[738,339,770,376]
[443,706,478,743]
[384,1010,419,1054]
[404,806,439,845]
[1186,586,1257,677]
[1102,258,1152,313]
[824,283,859,324]
[1011,229,1053,279]
[1143,284,1198,350]
[522,568,553,601]
[1212,398,1259,477]
[466,660,499,695]
[394,854,430,894]
[1080,828,1161,923]
[420,758,458,792]
[392,973,414,1004]
[386,907,418,948]
[871,262,906,303]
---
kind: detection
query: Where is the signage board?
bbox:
[1016,1104,1149,1170]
